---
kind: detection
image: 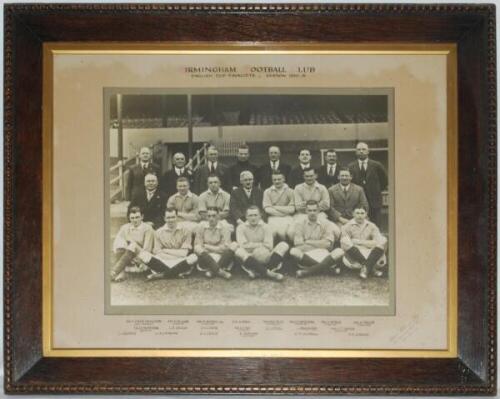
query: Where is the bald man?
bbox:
[348,142,388,226]
[256,145,291,190]
[160,152,193,199]
[126,146,160,200]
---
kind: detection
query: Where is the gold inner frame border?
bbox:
[42,42,457,358]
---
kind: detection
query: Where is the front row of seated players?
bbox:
[112,201,387,282]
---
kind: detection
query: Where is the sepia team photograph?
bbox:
[105,90,393,314]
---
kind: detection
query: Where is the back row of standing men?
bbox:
[126,142,388,226]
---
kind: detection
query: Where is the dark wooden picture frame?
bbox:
[3,3,496,395]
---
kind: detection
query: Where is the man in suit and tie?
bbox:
[229,171,264,226]
[256,145,291,190]
[328,168,369,226]
[128,173,167,229]
[317,149,341,189]
[160,152,193,199]
[229,144,258,190]
[288,148,313,189]
[193,145,230,194]
[126,146,160,201]
[348,142,388,226]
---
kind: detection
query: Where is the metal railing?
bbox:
[186,143,209,172]
[110,157,136,201]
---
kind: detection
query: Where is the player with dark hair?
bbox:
[235,206,289,281]
[132,208,198,280]
[166,176,200,232]
[229,143,258,190]
[194,207,237,279]
[340,206,387,279]
[262,170,295,240]
[290,200,343,278]
[110,206,154,282]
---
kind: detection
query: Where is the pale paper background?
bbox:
[1,0,499,397]
[52,52,447,350]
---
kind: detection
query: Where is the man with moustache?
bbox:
[328,168,369,225]
[288,148,313,188]
[128,173,167,229]
[348,142,388,226]
[229,143,258,190]
[256,145,291,190]
[126,146,160,200]
[317,149,341,188]
[160,152,193,199]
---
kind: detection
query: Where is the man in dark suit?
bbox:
[126,146,160,201]
[256,145,291,190]
[229,143,258,190]
[288,148,313,189]
[193,145,230,194]
[317,149,341,189]
[328,168,369,225]
[160,152,193,199]
[229,171,264,226]
[128,173,167,230]
[348,142,388,226]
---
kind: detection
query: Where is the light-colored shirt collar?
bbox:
[174,167,184,174]
[245,220,264,227]
[271,184,288,192]
[358,159,368,165]
[207,188,222,196]
[200,220,223,229]
[175,190,193,198]
[341,184,350,191]
[300,163,310,169]
[304,181,320,189]
[208,161,218,168]
[306,218,321,226]
[270,160,280,167]
[129,222,145,230]
[163,223,179,232]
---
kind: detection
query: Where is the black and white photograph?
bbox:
[106,90,393,314]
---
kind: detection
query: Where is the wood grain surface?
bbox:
[3,3,496,395]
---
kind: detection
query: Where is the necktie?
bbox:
[272,161,277,171]
[328,165,333,176]
[209,163,213,173]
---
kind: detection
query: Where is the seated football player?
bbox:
[110,206,154,282]
[293,167,330,224]
[234,206,289,281]
[262,170,295,241]
[340,206,388,279]
[166,176,200,233]
[198,174,234,233]
[290,200,343,278]
[133,208,198,281]
[194,207,237,279]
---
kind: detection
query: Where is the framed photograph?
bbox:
[4,3,496,395]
